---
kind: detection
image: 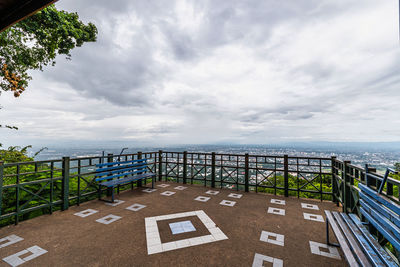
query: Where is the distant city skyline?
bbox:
[1,0,400,146]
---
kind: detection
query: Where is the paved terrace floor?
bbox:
[0,182,345,267]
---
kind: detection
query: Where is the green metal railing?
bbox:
[1,150,399,227]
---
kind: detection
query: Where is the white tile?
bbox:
[205,190,219,195]
[201,235,216,243]
[260,231,284,246]
[194,196,210,202]
[174,186,187,190]
[3,246,47,267]
[105,199,125,206]
[267,207,285,216]
[0,235,24,248]
[188,237,203,246]
[145,210,228,254]
[301,203,319,210]
[219,200,236,207]
[96,214,122,225]
[175,239,191,249]
[309,241,341,260]
[162,242,177,252]
[147,244,162,255]
[228,193,242,199]
[271,199,286,205]
[252,253,283,267]
[157,184,170,188]
[142,188,157,193]
[74,209,98,218]
[303,213,324,222]
[213,231,228,241]
[126,203,146,212]
[160,191,176,196]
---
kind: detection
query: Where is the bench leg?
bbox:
[111,187,115,203]
[152,176,155,189]
[326,218,340,247]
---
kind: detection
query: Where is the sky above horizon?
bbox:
[1,0,400,147]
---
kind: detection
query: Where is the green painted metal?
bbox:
[211,152,216,188]
[183,151,187,184]
[62,157,70,211]
[158,150,163,181]
[245,153,249,192]
[284,155,289,197]
[0,161,3,216]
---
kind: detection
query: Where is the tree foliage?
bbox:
[0,4,97,96]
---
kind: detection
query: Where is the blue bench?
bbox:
[325,168,399,267]
[95,158,155,203]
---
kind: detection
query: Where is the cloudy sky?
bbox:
[1,0,400,147]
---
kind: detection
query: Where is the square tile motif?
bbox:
[105,199,125,207]
[160,191,176,196]
[96,214,122,225]
[174,186,187,190]
[303,213,324,222]
[252,253,283,267]
[270,199,286,205]
[259,231,284,246]
[301,203,319,210]
[142,188,157,193]
[126,203,146,212]
[0,235,24,249]
[205,190,219,195]
[228,193,242,199]
[2,245,47,267]
[219,200,236,207]
[74,209,98,218]
[157,184,170,188]
[169,221,196,235]
[267,207,285,216]
[145,210,228,255]
[309,241,341,260]
[194,196,211,202]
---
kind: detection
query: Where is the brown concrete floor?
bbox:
[0,182,346,267]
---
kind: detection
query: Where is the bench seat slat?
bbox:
[360,191,400,230]
[325,211,360,267]
[95,163,145,173]
[332,212,373,267]
[359,183,400,216]
[99,173,155,187]
[95,168,147,182]
[349,214,399,267]
[340,213,386,267]
[360,203,400,252]
[95,158,147,168]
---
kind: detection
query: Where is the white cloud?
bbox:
[1,0,399,147]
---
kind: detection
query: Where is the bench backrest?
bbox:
[359,182,400,253]
[94,158,149,182]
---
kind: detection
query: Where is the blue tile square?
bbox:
[169,220,196,235]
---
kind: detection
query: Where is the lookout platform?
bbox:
[0,182,344,267]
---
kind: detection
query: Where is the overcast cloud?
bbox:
[1,0,400,147]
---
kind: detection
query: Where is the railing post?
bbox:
[245,154,249,192]
[0,161,3,216]
[211,152,216,188]
[331,156,337,204]
[183,151,187,184]
[343,160,351,213]
[158,150,163,181]
[284,155,289,197]
[62,157,70,211]
[138,152,142,187]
